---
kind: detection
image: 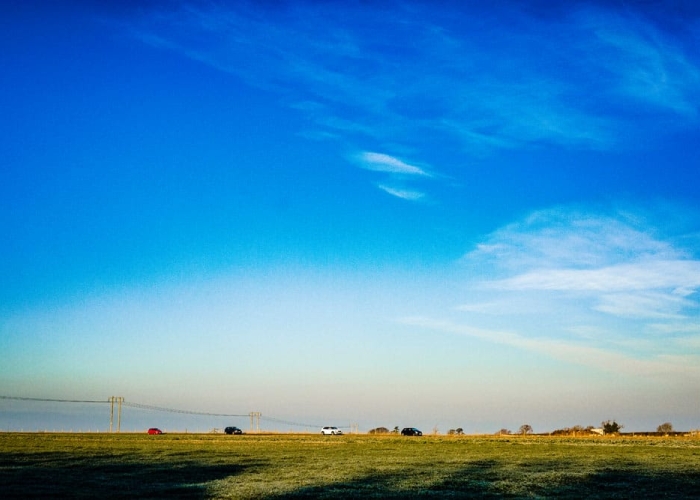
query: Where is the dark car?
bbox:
[147,428,163,435]
[224,426,243,435]
[401,427,422,436]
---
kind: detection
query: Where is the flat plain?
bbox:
[2,432,700,498]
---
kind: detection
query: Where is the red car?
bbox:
[147,428,163,435]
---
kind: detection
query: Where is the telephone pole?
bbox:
[117,397,123,432]
[249,412,261,432]
[109,396,124,433]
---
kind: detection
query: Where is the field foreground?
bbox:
[2,433,700,498]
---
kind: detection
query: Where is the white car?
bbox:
[321,426,343,435]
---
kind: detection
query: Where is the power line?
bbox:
[1,395,344,430]
[0,395,247,416]
[122,401,249,417]
[261,415,327,429]
[0,395,108,404]
[122,405,326,429]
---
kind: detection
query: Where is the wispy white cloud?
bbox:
[466,209,683,270]
[354,151,432,201]
[440,205,700,377]
[648,322,700,335]
[127,2,700,155]
[594,291,694,319]
[492,261,700,294]
[580,8,700,117]
[358,152,430,176]
[463,207,700,321]
[376,184,425,201]
[400,316,700,378]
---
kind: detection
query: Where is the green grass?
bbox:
[2,433,700,498]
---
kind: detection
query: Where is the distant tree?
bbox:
[391,426,399,434]
[657,422,673,433]
[456,428,464,435]
[602,420,623,435]
[519,424,533,435]
[432,425,440,435]
[496,429,512,435]
[368,427,389,434]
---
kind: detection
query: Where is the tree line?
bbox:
[368,421,682,436]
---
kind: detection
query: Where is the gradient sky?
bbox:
[2,0,700,433]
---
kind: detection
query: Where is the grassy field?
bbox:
[2,432,700,499]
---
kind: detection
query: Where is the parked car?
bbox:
[401,427,422,436]
[147,428,163,435]
[321,426,343,435]
[224,426,243,435]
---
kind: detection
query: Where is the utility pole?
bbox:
[109,396,124,433]
[249,412,261,432]
[117,397,123,432]
[109,397,114,433]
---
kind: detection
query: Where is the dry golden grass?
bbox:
[2,432,700,498]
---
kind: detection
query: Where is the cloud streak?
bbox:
[376,184,425,201]
[464,207,700,320]
[493,260,700,294]
[354,151,432,201]
[584,8,700,117]
[401,316,700,379]
[437,205,700,377]
[128,2,700,156]
[358,152,430,176]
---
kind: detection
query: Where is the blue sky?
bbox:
[1,0,700,433]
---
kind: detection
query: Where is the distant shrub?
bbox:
[602,420,623,435]
[657,422,673,433]
[368,427,389,434]
[551,426,599,436]
[495,429,512,435]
